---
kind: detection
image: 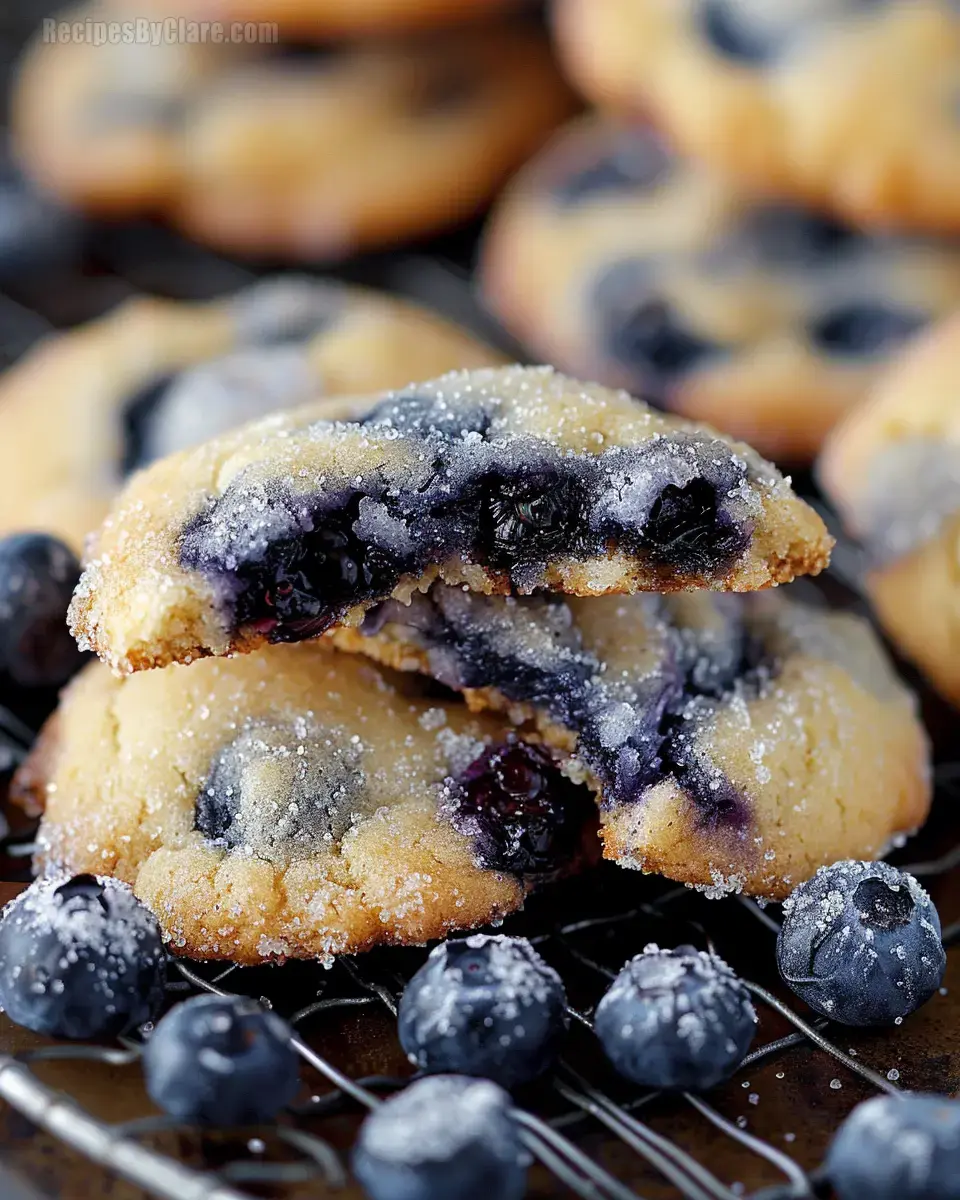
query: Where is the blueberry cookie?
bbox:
[552,1,960,235]
[332,585,930,898]
[481,117,960,462]
[819,312,960,708]
[132,0,522,38]
[14,11,573,257]
[68,365,833,674]
[12,645,596,963]
[0,276,504,552]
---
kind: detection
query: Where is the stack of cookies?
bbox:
[11,363,931,964]
[481,1,960,464]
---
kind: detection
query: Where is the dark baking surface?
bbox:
[0,11,958,1199]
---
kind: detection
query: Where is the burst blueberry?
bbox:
[0,533,83,689]
[353,1075,526,1200]
[595,943,757,1091]
[825,1093,960,1200]
[776,859,945,1026]
[143,994,300,1125]
[809,303,925,357]
[0,874,165,1040]
[439,742,594,878]
[398,934,568,1090]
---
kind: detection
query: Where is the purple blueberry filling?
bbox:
[439,742,595,877]
[808,303,926,358]
[179,417,754,642]
[591,262,726,399]
[362,586,759,841]
[551,133,673,207]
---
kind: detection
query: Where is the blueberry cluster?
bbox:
[594,944,757,1090]
[398,934,568,1089]
[776,860,946,1026]
[0,874,166,1040]
[180,397,754,645]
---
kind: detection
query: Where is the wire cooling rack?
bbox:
[0,50,957,1188]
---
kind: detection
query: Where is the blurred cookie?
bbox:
[553,0,960,235]
[131,0,523,38]
[820,313,960,708]
[14,12,574,256]
[482,117,960,462]
[67,365,832,674]
[334,585,930,898]
[15,645,596,963]
[0,276,503,551]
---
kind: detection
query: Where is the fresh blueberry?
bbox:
[0,874,166,1040]
[808,303,926,358]
[552,133,672,207]
[352,1075,527,1200]
[439,742,595,878]
[143,994,300,1125]
[595,943,757,1090]
[398,934,568,1090]
[0,533,83,689]
[776,860,945,1026]
[826,1094,960,1200]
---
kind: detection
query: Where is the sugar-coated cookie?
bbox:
[553,0,960,235]
[68,366,832,674]
[13,644,597,963]
[15,11,573,257]
[333,585,930,898]
[0,276,503,552]
[820,312,960,708]
[481,117,960,462]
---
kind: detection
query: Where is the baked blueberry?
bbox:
[398,934,568,1089]
[809,303,926,358]
[143,994,300,1125]
[439,742,595,878]
[120,371,178,477]
[699,1,773,63]
[552,135,672,207]
[352,1075,526,1200]
[593,265,723,390]
[594,943,757,1090]
[478,468,589,567]
[0,533,83,689]
[776,860,945,1026]
[0,874,165,1040]
[825,1093,960,1200]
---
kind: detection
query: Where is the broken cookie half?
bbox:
[71,365,831,673]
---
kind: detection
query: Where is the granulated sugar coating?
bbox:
[335,584,930,898]
[11,645,599,964]
[69,366,831,674]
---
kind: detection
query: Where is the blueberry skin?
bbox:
[776,860,945,1026]
[0,534,83,688]
[143,994,300,1125]
[0,874,166,1040]
[595,944,757,1091]
[352,1075,526,1200]
[398,934,568,1090]
[826,1094,960,1200]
